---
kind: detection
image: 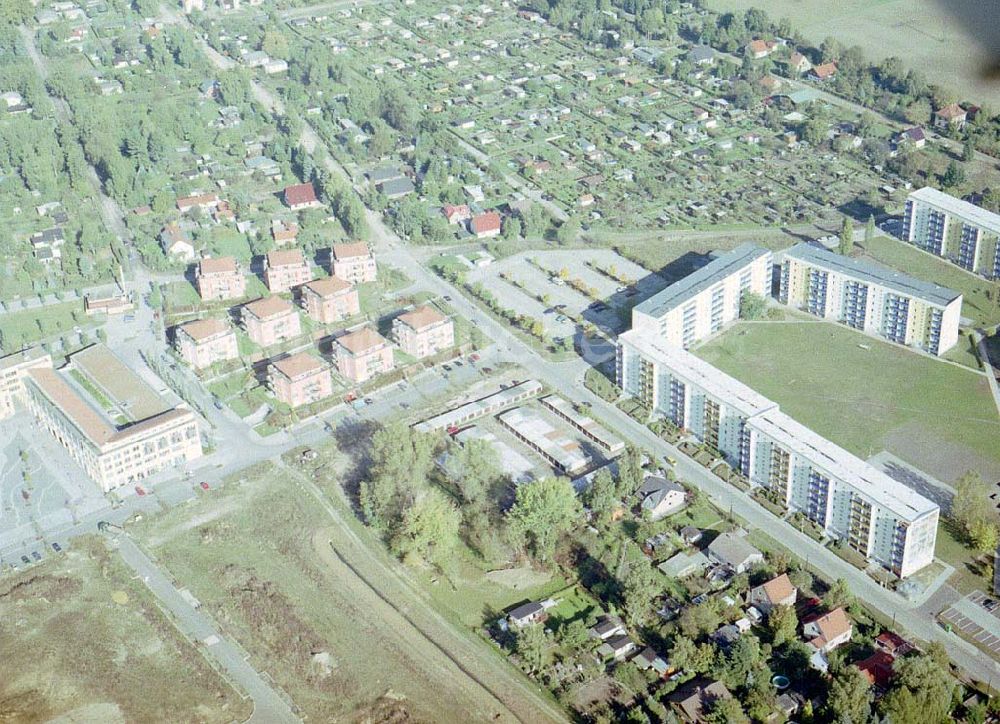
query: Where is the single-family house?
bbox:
[804,607,853,670]
[707,532,764,574]
[748,573,797,616]
[469,211,502,239]
[283,182,322,210]
[810,62,838,81]
[633,647,672,677]
[597,634,637,660]
[636,476,686,520]
[688,45,716,66]
[788,51,812,75]
[442,203,472,224]
[159,224,195,261]
[669,679,732,723]
[507,601,547,628]
[934,103,967,130]
[588,616,625,641]
[379,177,415,199]
[747,39,777,59]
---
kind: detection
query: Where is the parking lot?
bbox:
[940,592,1000,660]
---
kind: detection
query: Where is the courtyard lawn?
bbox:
[694,320,1000,483]
[860,235,1000,327]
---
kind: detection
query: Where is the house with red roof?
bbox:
[283,182,322,211]
[469,211,502,239]
[810,62,838,81]
[934,103,967,130]
[442,203,472,225]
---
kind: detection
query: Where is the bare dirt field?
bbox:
[133,460,565,724]
[704,0,999,107]
[0,538,247,723]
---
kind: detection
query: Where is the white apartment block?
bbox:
[779,243,962,356]
[3,346,202,492]
[902,186,1000,279]
[631,243,772,348]
[616,329,938,577]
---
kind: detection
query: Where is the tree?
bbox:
[582,467,618,525]
[620,554,659,627]
[880,651,955,724]
[969,517,999,553]
[442,438,502,509]
[739,291,767,320]
[823,578,854,610]
[768,604,798,645]
[827,664,873,724]
[865,214,877,244]
[839,216,854,255]
[515,623,546,672]
[940,161,966,189]
[952,470,989,530]
[706,697,749,724]
[0,0,32,24]
[716,635,764,689]
[616,445,644,498]
[963,138,976,162]
[556,217,580,245]
[359,423,437,530]
[678,601,723,639]
[390,489,460,566]
[262,30,289,60]
[506,477,580,561]
[671,635,698,671]
[558,619,590,650]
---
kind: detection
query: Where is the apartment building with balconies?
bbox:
[241,296,301,347]
[269,352,333,408]
[779,242,962,355]
[195,255,246,301]
[331,242,377,284]
[174,318,239,370]
[392,305,454,359]
[902,186,1000,279]
[334,326,394,383]
[299,276,360,324]
[630,243,772,348]
[263,249,311,293]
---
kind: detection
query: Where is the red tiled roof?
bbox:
[812,62,837,79]
[284,182,318,206]
[267,249,306,268]
[199,256,237,275]
[471,211,501,234]
[331,242,370,260]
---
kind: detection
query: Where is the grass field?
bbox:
[703,0,999,107]
[695,320,1000,482]
[133,459,562,723]
[0,538,247,723]
[860,235,1000,327]
[0,301,90,349]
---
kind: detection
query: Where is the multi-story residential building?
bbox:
[392,305,454,359]
[779,242,962,355]
[241,296,301,346]
[616,329,939,577]
[334,327,394,383]
[331,242,377,284]
[299,277,360,324]
[743,408,938,578]
[263,249,311,293]
[269,352,333,408]
[631,243,773,348]
[195,256,246,301]
[0,348,52,419]
[902,186,1000,279]
[4,345,202,492]
[174,318,239,370]
[618,330,776,461]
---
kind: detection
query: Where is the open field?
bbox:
[703,0,1000,108]
[0,538,247,723]
[860,235,1000,327]
[695,320,1000,482]
[133,459,564,723]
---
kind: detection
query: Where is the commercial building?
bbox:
[263,249,311,293]
[299,277,360,324]
[331,242,377,284]
[4,345,201,492]
[174,318,239,370]
[413,379,543,433]
[631,243,773,348]
[334,326,394,383]
[902,186,1000,279]
[241,296,301,346]
[392,305,455,359]
[498,407,591,475]
[195,256,246,301]
[617,329,938,577]
[779,242,962,355]
[269,353,333,408]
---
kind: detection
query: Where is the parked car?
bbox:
[31,551,41,562]
[51,542,62,552]
[200,481,210,490]
[20,555,30,565]
[135,485,146,496]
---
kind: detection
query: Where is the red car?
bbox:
[135,485,146,496]
[199,481,210,490]
[469,353,480,362]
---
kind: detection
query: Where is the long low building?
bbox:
[617,329,938,578]
[413,379,543,433]
[454,426,535,485]
[779,242,962,356]
[631,243,773,348]
[540,394,625,455]
[902,186,1000,279]
[2,345,202,493]
[498,407,591,476]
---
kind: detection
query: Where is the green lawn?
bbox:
[0,301,87,349]
[695,320,1000,482]
[860,235,1000,327]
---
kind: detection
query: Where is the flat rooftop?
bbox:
[413,379,543,432]
[621,330,777,418]
[633,242,770,320]
[498,407,591,474]
[748,408,938,521]
[454,426,535,484]
[783,242,961,308]
[69,344,169,422]
[909,186,1000,236]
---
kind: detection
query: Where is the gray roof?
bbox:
[508,601,544,620]
[379,177,415,196]
[634,243,770,319]
[783,242,960,308]
[689,44,716,62]
[637,476,685,497]
[909,186,1000,236]
[707,532,762,568]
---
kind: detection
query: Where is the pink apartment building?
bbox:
[299,277,360,324]
[334,327,394,383]
[269,352,333,408]
[331,242,377,284]
[264,249,311,293]
[241,296,301,346]
[175,318,239,370]
[392,305,454,359]
[195,256,246,301]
